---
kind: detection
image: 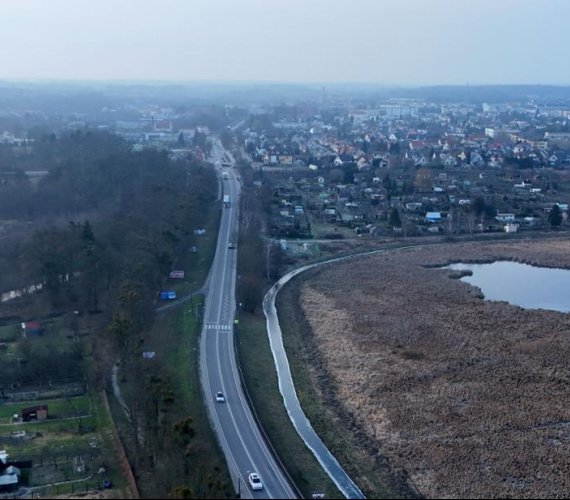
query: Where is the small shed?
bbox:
[21,405,48,422]
[425,212,442,223]
[0,465,20,492]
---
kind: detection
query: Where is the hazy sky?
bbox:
[0,0,568,85]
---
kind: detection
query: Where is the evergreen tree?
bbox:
[549,204,563,227]
[389,207,402,227]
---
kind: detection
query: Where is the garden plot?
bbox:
[0,394,121,496]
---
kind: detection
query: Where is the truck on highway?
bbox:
[223,194,230,208]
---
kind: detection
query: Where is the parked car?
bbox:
[215,391,225,403]
[248,472,263,491]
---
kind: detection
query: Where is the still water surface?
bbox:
[446,261,570,313]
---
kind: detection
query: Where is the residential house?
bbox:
[443,155,457,167]
[496,213,515,222]
[487,156,501,168]
[548,154,559,167]
[470,152,485,167]
[278,155,293,165]
[337,203,364,225]
[0,452,20,493]
[356,157,369,170]
[413,154,428,167]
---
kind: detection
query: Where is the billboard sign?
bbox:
[160,291,177,300]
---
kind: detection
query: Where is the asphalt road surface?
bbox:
[199,162,296,499]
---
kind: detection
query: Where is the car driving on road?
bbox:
[248,472,263,491]
[215,391,225,403]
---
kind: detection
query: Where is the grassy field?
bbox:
[0,395,91,420]
[0,392,128,497]
[0,323,19,342]
[157,199,221,301]
[0,275,131,497]
[0,314,78,354]
[309,221,357,239]
[165,301,232,496]
[235,310,343,499]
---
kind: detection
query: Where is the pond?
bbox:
[445,261,570,313]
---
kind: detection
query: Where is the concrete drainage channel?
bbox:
[261,250,396,500]
[261,242,456,498]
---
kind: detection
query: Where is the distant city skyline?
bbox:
[0,0,568,86]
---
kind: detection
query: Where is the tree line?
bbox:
[0,129,217,389]
[237,163,286,313]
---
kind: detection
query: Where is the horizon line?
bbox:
[1,78,570,89]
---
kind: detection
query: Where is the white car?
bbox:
[248,472,263,491]
[215,391,225,403]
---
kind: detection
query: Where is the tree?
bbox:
[171,486,193,499]
[220,128,233,149]
[76,220,104,312]
[472,196,486,217]
[414,168,432,192]
[28,227,75,306]
[192,130,207,150]
[549,204,563,228]
[484,204,497,219]
[343,163,356,184]
[329,168,343,183]
[389,207,402,228]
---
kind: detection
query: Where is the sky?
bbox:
[0,0,568,86]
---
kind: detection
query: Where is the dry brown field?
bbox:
[295,238,570,499]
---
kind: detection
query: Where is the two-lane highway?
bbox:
[199,160,296,499]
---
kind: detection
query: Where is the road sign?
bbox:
[169,270,185,279]
[159,291,176,300]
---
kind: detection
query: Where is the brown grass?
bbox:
[295,238,570,499]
